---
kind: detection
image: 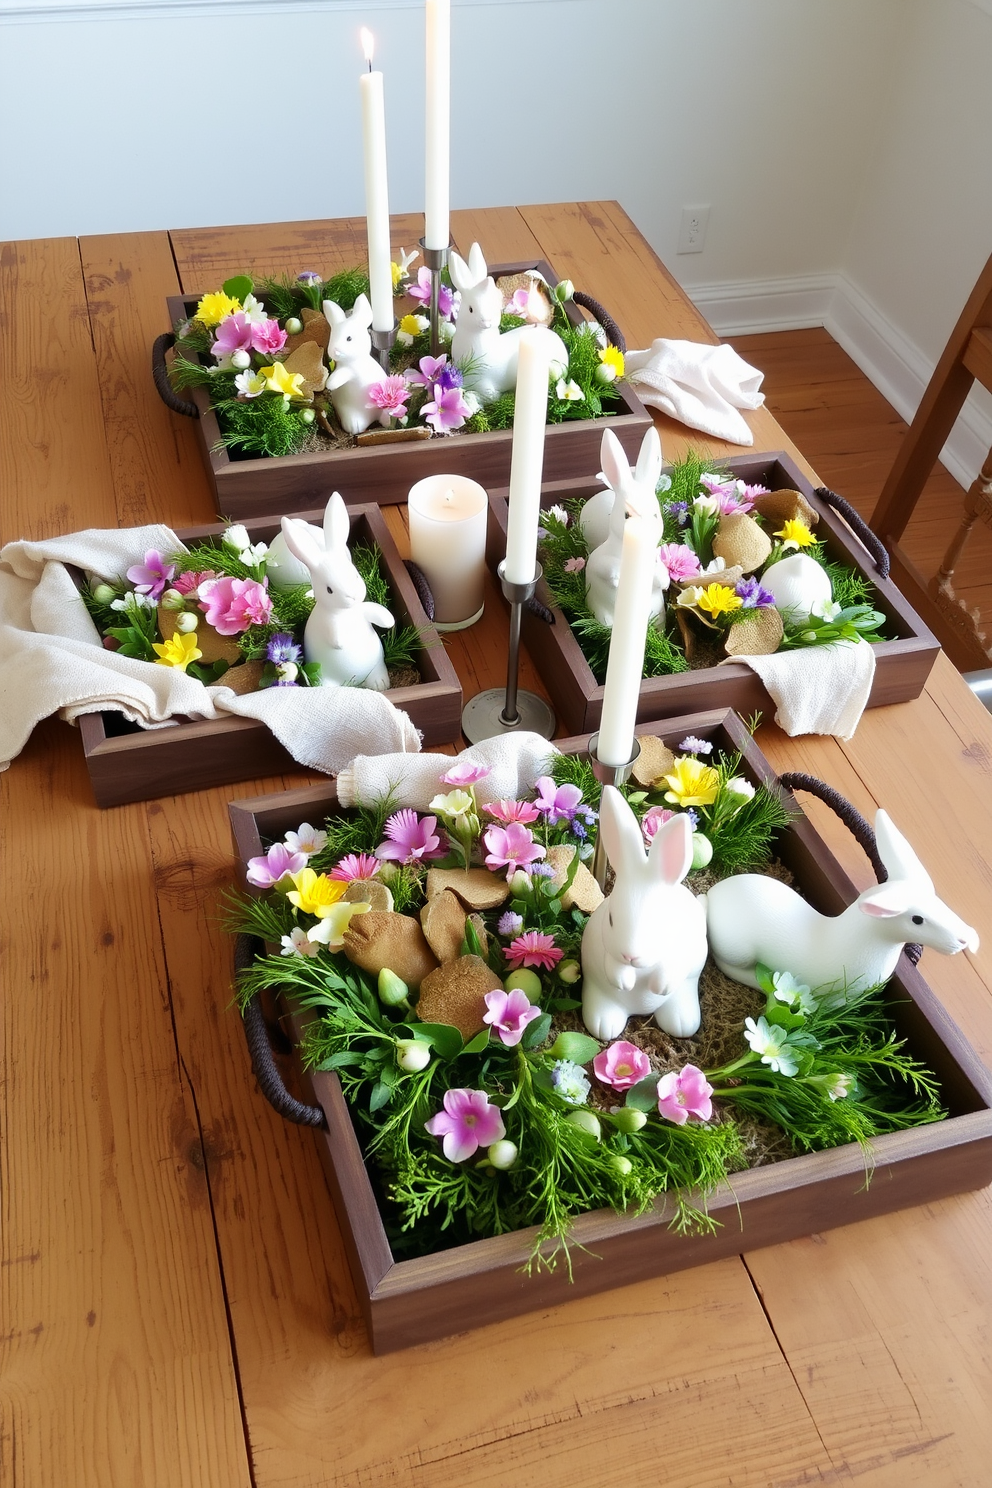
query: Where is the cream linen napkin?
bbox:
[0,525,420,775]
[624,339,765,446]
[722,640,876,740]
[337,733,560,810]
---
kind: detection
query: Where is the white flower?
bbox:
[701,556,727,574]
[546,504,569,526]
[824,1072,855,1101]
[111,592,155,612]
[240,294,268,325]
[771,970,813,1010]
[551,1059,591,1104]
[811,598,842,621]
[243,541,269,569]
[743,1016,800,1076]
[725,777,756,802]
[439,318,455,343]
[280,927,321,958]
[676,585,706,610]
[693,494,721,516]
[461,391,481,417]
[284,823,328,857]
[555,378,584,403]
[234,369,267,399]
[224,524,251,553]
[306,901,370,952]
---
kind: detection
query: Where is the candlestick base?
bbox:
[461,687,556,744]
[419,237,451,357]
[587,733,642,888]
[371,322,397,372]
[434,602,485,634]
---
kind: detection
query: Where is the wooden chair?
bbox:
[870,248,992,672]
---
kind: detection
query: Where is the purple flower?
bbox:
[267,633,302,664]
[408,267,455,319]
[406,353,450,389]
[441,761,490,786]
[126,550,176,601]
[678,735,713,755]
[483,822,546,879]
[422,384,471,433]
[368,375,410,420]
[483,988,542,1047]
[424,1088,505,1162]
[530,862,557,879]
[533,776,585,826]
[435,361,463,392]
[296,270,322,286]
[497,911,524,938]
[246,842,307,888]
[669,500,689,527]
[735,577,776,608]
[375,809,447,866]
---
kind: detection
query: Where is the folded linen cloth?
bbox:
[722,639,875,740]
[337,732,559,810]
[0,524,421,776]
[624,339,765,446]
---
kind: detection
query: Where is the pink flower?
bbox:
[738,482,769,505]
[505,931,562,971]
[328,852,381,882]
[593,1040,651,1091]
[250,318,288,356]
[483,988,542,1046]
[199,575,273,634]
[700,472,734,498]
[533,777,584,826]
[246,842,307,888]
[563,556,586,574]
[368,375,409,419]
[408,267,455,319]
[656,1064,714,1125]
[406,353,449,388]
[425,1088,505,1162]
[659,543,701,582]
[483,822,546,878]
[126,550,176,600]
[485,799,541,826]
[422,384,471,433]
[172,569,216,596]
[375,809,447,865]
[641,806,677,845]
[212,312,254,359]
[441,761,491,786]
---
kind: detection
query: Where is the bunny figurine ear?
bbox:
[600,428,629,496]
[323,299,346,329]
[467,242,488,285]
[448,249,470,292]
[598,785,649,878]
[874,810,933,891]
[352,294,374,329]
[647,811,693,887]
[322,491,350,551]
[634,425,663,494]
[279,515,324,575]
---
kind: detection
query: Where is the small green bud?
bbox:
[557,958,581,985]
[284,316,303,335]
[610,1154,633,1177]
[691,832,713,871]
[395,1039,431,1073]
[487,1139,518,1170]
[91,583,116,605]
[301,408,316,425]
[508,870,533,899]
[159,588,185,611]
[376,861,398,884]
[594,361,617,385]
[611,1106,648,1133]
[175,611,199,633]
[230,349,251,370]
[505,968,542,1000]
[554,279,574,302]
[378,968,410,1009]
[565,1109,601,1141]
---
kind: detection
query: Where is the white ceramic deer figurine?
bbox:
[705,809,979,994]
[323,294,388,435]
[584,427,668,628]
[448,243,568,404]
[581,787,707,1040]
[278,494,393,689]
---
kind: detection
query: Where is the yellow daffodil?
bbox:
[775,518,815,551]
[196,291,242,326]
[696,583,743,618]
[286,868,347,918]
[305,900,370,951]
[597,345,625,380]
[152,632,202,671]
[261,362,306,400]
[399,313,427,336]
[662,756,720,808]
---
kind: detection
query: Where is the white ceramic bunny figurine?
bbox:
[279,493,394,689]
[323,294,388,436]
[705,809,979,994]
[449,243,568,404]
[581,787,707,1040]
[584,427,668,628]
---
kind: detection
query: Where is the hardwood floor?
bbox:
[728,327,992,665]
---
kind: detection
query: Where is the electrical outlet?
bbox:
[678,205,710,255]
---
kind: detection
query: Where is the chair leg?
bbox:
[927,448,992,668]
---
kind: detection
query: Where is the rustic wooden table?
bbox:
[3,202,992,1488]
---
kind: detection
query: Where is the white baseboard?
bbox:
[688,271,992,491]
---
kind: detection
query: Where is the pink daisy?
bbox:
[505,931,563,971]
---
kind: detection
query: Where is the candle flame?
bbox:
[361,27,375,66]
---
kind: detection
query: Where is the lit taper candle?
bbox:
[503,329,550,584]
[425,0,450,252]
[597,515,655,767]
[359,29,393,334]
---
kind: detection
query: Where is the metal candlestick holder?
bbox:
[419,238,450,357]
[371,322,397,372]
[461,562,556,743]
[588,732,642,889]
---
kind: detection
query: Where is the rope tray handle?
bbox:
[777,773,921,965]
[235,933,328,1129]
[571,291,626,355]
[151,332,200,419]
[814,486,890,579]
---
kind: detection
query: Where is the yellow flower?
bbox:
[286,868,347,918]
[196,291,242,326]
[399,313,423,335]
[696,583,743,618]
[152,632,202,671]
[261,362,306,400]
[598,345,625,378]
[775,519,815,551]
[305,900,370,951]
[391,261,405,290]
[662,756,720,808]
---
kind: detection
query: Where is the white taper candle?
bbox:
[360,31,393,334]
[503,330,550,585]
[425,0,450,252]
[597,515,655,767]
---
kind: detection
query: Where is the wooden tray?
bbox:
[486,451,941,737]
[78,503,462,808]
[229,708,992,1355]
[164,259,652,519]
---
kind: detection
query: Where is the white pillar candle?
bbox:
[503,329,550,585]
[597,515,655,767]
[359,31,394,334]
[425,0,450,252]
[408,474,488,630]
